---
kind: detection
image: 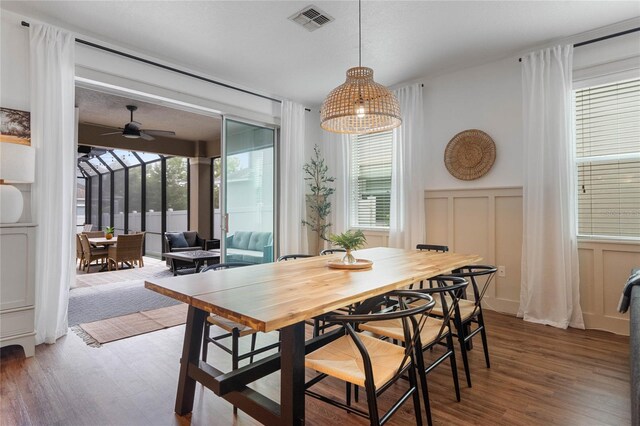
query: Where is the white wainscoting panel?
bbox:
[578,241,640,335]
[361,187,635,335]
[361,230,389,249]
[425,187,523,315]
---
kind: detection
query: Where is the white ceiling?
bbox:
[3,1,639,106]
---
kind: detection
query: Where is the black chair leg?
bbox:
[457,327,472,387]
[446,331,461,402]
[249,333,257,364]
[365,382,380,426]
[202,322,210,362]
[231,328,239,415]
[413,344,432,425]
[478,313,491,368]
[408,359,424,426]
[465,323,473,350]
[346,382,351,406]
[354,384,359,402]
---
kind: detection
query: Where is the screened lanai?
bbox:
[77,147,190,258]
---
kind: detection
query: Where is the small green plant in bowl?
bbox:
[328,229,367,264]
[105,226,115,240]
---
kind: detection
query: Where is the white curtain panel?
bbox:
[30,24,76,344]
[279,100,307,255]
[323,131,350,236]
[389,84,426,249]
[519,45,584,329]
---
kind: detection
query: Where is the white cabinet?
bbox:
[0,223,36,357]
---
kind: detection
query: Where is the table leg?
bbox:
[175,305,207,415]
[280,322,305,426]
[172,259,178,276]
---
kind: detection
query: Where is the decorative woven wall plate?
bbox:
[444,129,496,180]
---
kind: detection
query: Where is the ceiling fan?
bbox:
[100,105,176,141]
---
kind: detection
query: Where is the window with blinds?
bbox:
[575,78,640,239]
[350,131,393,228]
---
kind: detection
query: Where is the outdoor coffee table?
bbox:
[164,250,221,276]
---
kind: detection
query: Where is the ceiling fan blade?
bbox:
[142,129,176,137]
[100,131,123,136]
[139,132,155,141]
[84,122,122,129]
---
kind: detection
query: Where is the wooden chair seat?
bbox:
[360,317,448,346]
[305,333,409,389]
[206,315,256,337]
[411,295,476,321]
[430,297,476,321]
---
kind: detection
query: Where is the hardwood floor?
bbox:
[0,310,631,425]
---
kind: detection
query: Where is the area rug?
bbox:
[68,281,180,326]
[74,304,188,346]
[74,256,171,288]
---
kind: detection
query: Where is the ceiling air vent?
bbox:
[288,5,334,32]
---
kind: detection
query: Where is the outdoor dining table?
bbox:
[144,246,481,426]
[88,236,118,246]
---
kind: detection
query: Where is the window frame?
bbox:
[349,130,394,231]
[573,72,640,242]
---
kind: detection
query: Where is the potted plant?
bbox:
[302,145,335,255]
[105,226,115,240]
[328,229,367,265]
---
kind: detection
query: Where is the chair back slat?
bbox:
[82,231,105,238]
[451,265,497,317]
[320,248,347,255]
[76,234,84,256]
[277,254,314,262]
[416,244,449,253]
[79,233,92,254]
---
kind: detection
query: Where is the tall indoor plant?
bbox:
[302,145,335,255]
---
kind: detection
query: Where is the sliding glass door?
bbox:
[221,118,276,264]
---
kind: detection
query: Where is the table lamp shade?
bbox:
[0,142,35,223]
[0,142,35,183]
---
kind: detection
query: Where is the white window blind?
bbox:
[575,78,640,239]
[350,131,393,228]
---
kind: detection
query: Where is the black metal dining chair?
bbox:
[416,244,449,252]
[359,276,469,425]
[276,253,314,261]
[320,248,347,255]
[200,262,280,414]
[305,290,435,426]
[435,265,497,387]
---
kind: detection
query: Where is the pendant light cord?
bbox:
[358,0,362,67]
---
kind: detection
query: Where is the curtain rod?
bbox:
[21,20,312,112]
[518,26,640,62]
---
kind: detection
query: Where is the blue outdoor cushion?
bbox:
[167,232,189,248]
[248,232,272,251]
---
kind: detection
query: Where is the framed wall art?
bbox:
[1,108,31,145]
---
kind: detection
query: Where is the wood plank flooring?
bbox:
[0,310,631,425]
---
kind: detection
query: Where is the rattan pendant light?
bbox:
[320,0,401,134]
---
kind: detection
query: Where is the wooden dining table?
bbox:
[144,247,481,426]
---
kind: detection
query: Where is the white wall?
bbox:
[423,56,524,190]
[1,13,29,110]
[1,13,32,223]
